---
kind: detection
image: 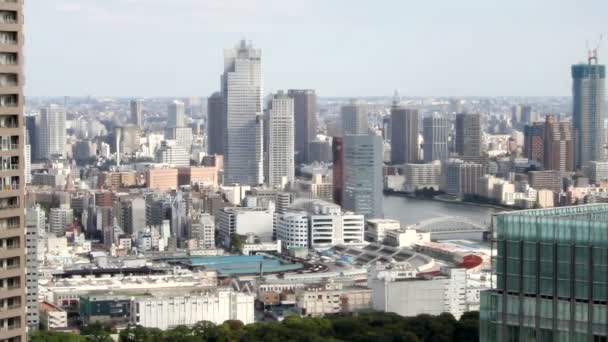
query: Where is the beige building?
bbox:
[537,189,555,208]
[0,1,26,339]
[177,167,219,187]
[146,168,178,191]
[296,283,371,317]
[98,171,137,189]
[39,302,68,330]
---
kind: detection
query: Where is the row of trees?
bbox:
[31,311,479,342]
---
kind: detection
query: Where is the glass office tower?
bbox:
[480,205,608,341]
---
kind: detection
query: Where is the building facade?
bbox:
[480,205,608,341]
[289,89,317,164]
[206,92,224,156]
[222,40,264,185]
[264,92,294,189]
[543,115,574,172]
[341,100,368,136]
[422,114,449,162]
[390,106,418,164]
[342,135,383,219]
[572,56,606,170]
[0,4,26,338]
[39,104,66,160]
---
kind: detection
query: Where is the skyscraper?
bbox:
[130,99,143,129]
[456,112,482,162]
[167,100,185,128]
[480,205,608,341]
[422,114,449,162]
[265,92,295,189]
[390,106,418,164]
[544,115,574,172]
[24,115,37,162]
[332,137,344,206]
[523,122,544,164]
[572,52,606,170]
[288,89,317,164]
[207,92,225,156]
[341,100,369,136]
[40,104,66,160]
[0,3,25,338]
[222,40,264,185]
[342,135,383,219]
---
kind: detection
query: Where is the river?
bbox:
[382,194,503,226]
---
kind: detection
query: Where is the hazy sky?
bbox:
[26,0,608,97]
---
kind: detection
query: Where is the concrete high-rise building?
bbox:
[572,54,606,169]
[130,99,143,129]
[390,106,418,164]
[264,92,294,189]
[26,206,45,333]
[207,92,225,155]
[156,142,190,167]
[0,3,26,338]
[341,100,369,136]
[422,114,449,162]
[480,205,608,341]
[167,100,185,128]
[222,40,264,185]
[342,135,383,219]
[24,115,38,162]
[523,123,545,164]
[455,113,482,162]
[543,115,574,172]
[446,161,484,197]
[288,89,317,164]
[49,207,74,236]
[589,161,608,184]
[40,104,66,160]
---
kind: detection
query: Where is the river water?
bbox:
[382,194,502,226]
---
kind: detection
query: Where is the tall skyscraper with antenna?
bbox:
[572,48,606,170]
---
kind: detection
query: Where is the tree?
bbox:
[229,234,247,255]
[30,331,86,342]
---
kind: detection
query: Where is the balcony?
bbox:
[0,199,18,211]
[0,95,16,107]
[0,219,18,230]
[0,53,16,65]
[0,143,16,151]
[0,32,16,45]
[0,74,16,87]
[0,12,16,24]
[0,116,16,128]
[0,183,18,192]
[0,164,17,171]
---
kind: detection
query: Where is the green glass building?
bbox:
[480,205,608,342]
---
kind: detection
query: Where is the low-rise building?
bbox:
[365,219,401,243]
[40,302,68,330]
[132,290,254,330]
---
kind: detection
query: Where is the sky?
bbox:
[25,0,608,98]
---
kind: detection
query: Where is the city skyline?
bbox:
[27,0,608,97]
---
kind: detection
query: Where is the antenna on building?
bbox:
[588,34,603,64]
[392,89,400,107]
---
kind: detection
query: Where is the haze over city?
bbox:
[27,0,608,97]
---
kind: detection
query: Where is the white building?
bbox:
[370,267,468,319]
[191,214,215,249]
[156,141,190,167]
[39,104,67,160]
[39,302,68,330]
[365,219,400,243]
[307,201,364,250]
[167,100,185,128]
[132,290,254,330]
[49,206,73,236]
[589,161,608,184]
[276,211,309,249]
[403,161,442,193]
[223,40,264,185]
[265,92,295,189]
[218,207,274,248]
